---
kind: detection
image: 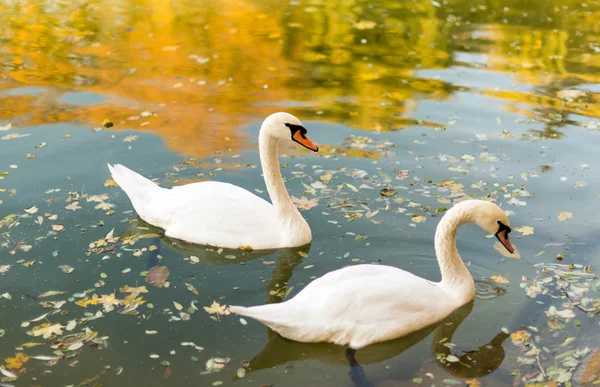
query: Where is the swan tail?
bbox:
[229,304,292,332]
[107,163,165,215]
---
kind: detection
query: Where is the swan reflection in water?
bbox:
[121,219,509,386]
[235,284,509,387]
[120,218,310,306]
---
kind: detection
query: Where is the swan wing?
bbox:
[152,181,282,248]
[232,265,457,348]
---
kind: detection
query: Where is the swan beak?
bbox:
[292,130,319,152]
[496,230,515,254]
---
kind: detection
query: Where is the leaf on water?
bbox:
[65,202,81,211]
[37,290,67,299]
[203,301,230,316]
[51,224,64,231]
[465,380,481,387]
[28,323,64,339]
[0,265,11,275]
[514,226,534,236]
[490,275,509,284]
[24,205,38,214]
[205,357,231,372]
[146,266,170,288]
[173,301,183,311]
[1,133,30,140]
[0,122,12,131]
[580,347,600,384]
[123,135,139,143]
[4,353,29,369]
[95,202,115,210]
[557,211,573,221]
[185,283,199,295]
[446,355,459,362]
[104,179,118,187]
[379,188,397,198]
[412,215,426,223]
[75,296,101,308]
[291,196,319,210]
[86,194,109,203]
[119,285,148,294]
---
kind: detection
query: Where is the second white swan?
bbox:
[108,112,318,250]
[230,199,515,349]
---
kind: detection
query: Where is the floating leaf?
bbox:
[514,226,534,236]
[4,353,29,369]
[490,274,509,284]
[203,301,230,316]
[146,266,170,288]
[185,283,199,295]
[292,196,319,210]
[558,212,573,221]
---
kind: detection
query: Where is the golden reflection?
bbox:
[1,0,599,157]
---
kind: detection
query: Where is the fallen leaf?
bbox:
[514,226,534,236]
[558,212,573,221]
[24,205,38,214]
[86,194,109,203]
[292,196,319,210]
[185,283,199,295]
[104,179,118,187]
[51,224,64,231]
[28,323,64,339]
[4,353,29,369]
[146,266,170,288]
[465,379,481,387]
[75,296,101,307]
[65,202,81,211]
[123,135,139,143]
[120,285,148,294]
[0,265,11,275]
[412,215,426,223]
[490,275,509,284]
[173,301,183,311]
[203,301,230,316]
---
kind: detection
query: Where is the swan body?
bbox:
[108,112,319,250]
[230,200,515,349]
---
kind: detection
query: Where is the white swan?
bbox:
[108,112,319,250]
[230,199,516,349]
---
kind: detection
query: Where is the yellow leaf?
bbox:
[203,301,230,316]
[20,342,43,348]
[514,226,534,236]
[104,179,118,187]
[119,285,148,294]
[557,211,572,221]
[510,330,530,342]
[173,301,183,311]
[75,295,100,308]
[490,274,509,284]
[4,353,29,369]
[466,380,481,387]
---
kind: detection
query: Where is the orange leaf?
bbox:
[4,353,29,369]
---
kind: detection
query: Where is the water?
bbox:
[1,0,600,386]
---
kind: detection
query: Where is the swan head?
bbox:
[262,112,319,152]
[470,201,514,254]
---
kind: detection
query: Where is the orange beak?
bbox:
[292,130,319,152]
[496,230,515,254]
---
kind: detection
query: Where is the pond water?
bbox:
[1,0,600,386]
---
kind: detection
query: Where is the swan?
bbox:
[229,199,516,350]
[107,112,318,250]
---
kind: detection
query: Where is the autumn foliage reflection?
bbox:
[0,0,599,156]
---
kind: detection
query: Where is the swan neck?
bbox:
[434,206,475,299]
[258,131,301,219]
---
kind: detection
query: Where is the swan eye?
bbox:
[285,123,307,139]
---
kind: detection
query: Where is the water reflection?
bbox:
[120,218,309,304]
[237,301,509,385]
[1,0,599,157]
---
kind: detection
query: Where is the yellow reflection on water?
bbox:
[1,0,599,156]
